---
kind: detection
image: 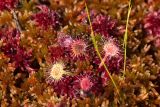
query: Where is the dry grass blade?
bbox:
[123,0,132,77]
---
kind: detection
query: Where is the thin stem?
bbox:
[11,10,23,34]
[84,1,119,95]
[99,54,107,68]
[123,0,132,77]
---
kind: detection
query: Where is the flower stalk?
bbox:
[84,1,120,96]
[123,0,132,78]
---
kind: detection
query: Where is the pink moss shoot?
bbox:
[32,5,60,29]
[0,0,18,11]
[144,10,160,47]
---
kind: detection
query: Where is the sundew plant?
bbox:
[0,0,160,107]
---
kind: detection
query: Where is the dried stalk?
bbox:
[11,10,23,35]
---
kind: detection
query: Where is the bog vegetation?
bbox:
[0,0,159,106]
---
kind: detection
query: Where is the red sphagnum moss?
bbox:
[0,0,159,106]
